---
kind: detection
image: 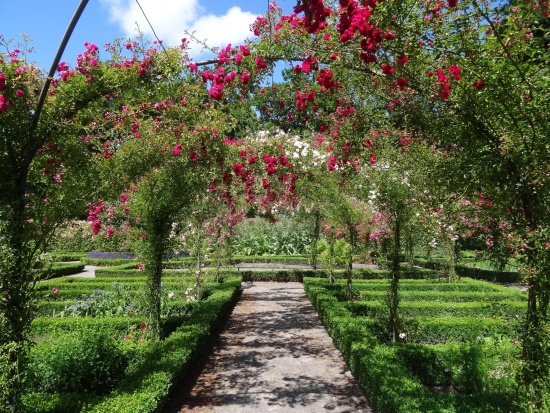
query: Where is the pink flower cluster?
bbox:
[336,1,391,64]
[75,42,99,78]
[87,202,105,235]
[202,66,241,101]
[0,72,10,113]
[251,16,269,36]
[294,0,332,33]
[295,90,316,112]
[431,65,461,100]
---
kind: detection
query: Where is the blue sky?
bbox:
[1,0,296,71]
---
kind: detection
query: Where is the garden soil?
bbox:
[163,282,372,413]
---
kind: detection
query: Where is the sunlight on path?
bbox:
[164,282,371,413]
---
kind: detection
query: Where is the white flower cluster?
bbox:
[185,287,198,302]
[285,137,327,168]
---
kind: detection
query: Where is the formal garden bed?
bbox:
[304,277,526,413]
[23,274,242,413]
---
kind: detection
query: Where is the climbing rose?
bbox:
[255,56,267,70]
[240,69,251,84]
[0,95,8,112]
[370,153,377,164]
[239,44,251,56]
[473,80,485,90]
[448,65,461,80]
[439,83,451,99]
[381,64,394,75]
[209,84,224,100]
[173,143,182,156]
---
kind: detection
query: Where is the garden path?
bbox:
[163,282,372,413]
[67,265,97,278]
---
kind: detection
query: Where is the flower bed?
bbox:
[24,276,242,412]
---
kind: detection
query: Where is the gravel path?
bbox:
[163,282,371,413]
[67,265,97,278]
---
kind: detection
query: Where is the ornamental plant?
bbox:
[0,38,149,411]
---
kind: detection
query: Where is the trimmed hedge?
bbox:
[346,300,526,319]
[35,276,211,318]
[80,276,241,413]
[48,252,87,262]
[414,258,521,283]
[42,262,86,280]
[31,317,143,338]
[352,289,524,303]
[25,277,242,413]
[82,257,139,267]
[304,278,519,413]
[340,277,517,293]
[83,254,311,268]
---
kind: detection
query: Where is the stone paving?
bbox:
[163,282,372,413]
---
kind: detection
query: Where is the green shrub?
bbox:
[78,277,242,413]
[346,300,525,319]
[232,217,313,256]
[303,278,519,413]
[26,329,128,394]
[48,221,132,253]
[48,252,87,262]
[43,262,85,279]
[413,258,521,283]
[318,238,350,268]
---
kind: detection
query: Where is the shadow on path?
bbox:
[163,282,371,413]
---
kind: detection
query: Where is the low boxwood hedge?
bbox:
[24,277,242,413]
[413,258,521,283]
[304,278,519,413]
[42,262,85,280]
[346,300,526,319]
[48,252,87,262]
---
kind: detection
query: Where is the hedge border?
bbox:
[303,278,518,413]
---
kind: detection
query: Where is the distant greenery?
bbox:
[232,216,313,256]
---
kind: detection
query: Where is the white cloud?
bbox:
[100,0,258,58]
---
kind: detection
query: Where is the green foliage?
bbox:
[414,257,521,283]
[304,277,525,412]
[76,277,241,413]
[318,238,351,268]
[48,221,131,253]
[44,262,85,279]
[57,283,145,318]
[23,277,241,412]
[232,217,313,256]
[26,329,128,395]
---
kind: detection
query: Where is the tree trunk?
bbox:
[1,164,36,413]
[521,264,549,411]
[389,218,401,343]
[447,239,459,282]
[328,235,335,283]
[347,223,356,298]
[519,193,549,410]
[311,211,320,270]
[143,217,170,341]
